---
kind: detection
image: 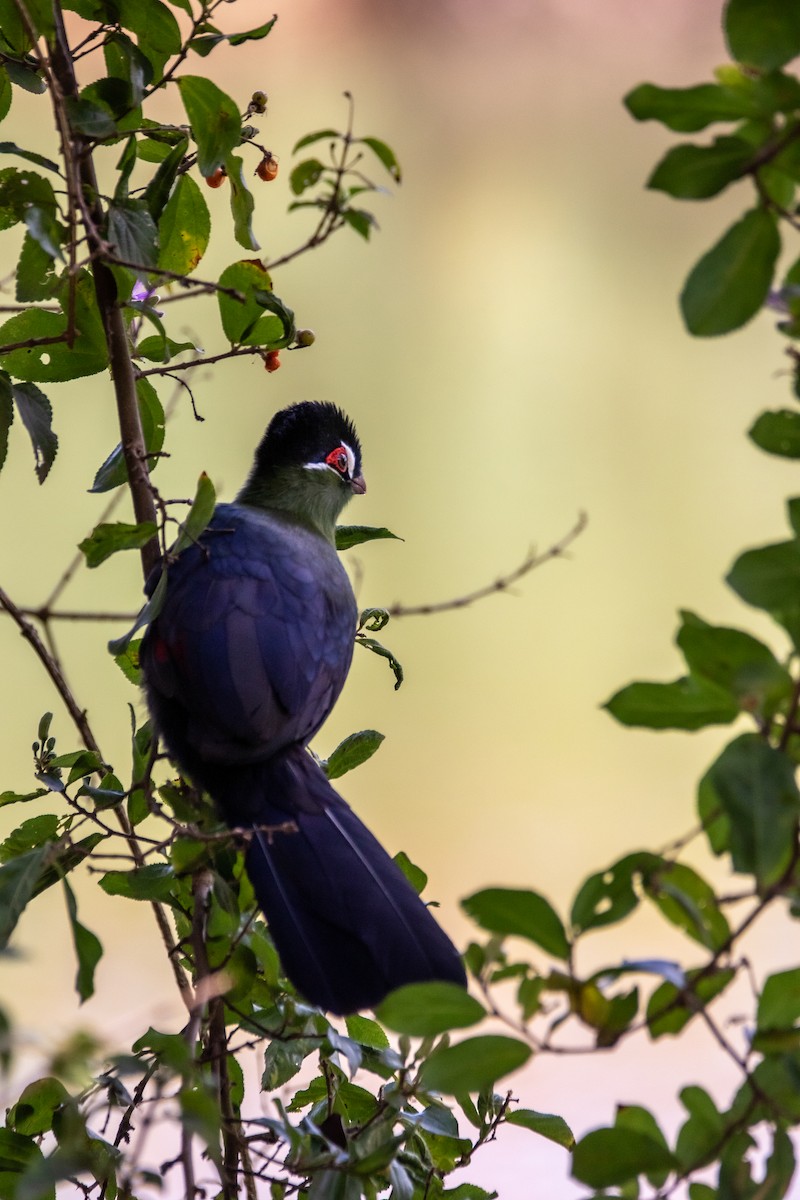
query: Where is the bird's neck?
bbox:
[235,467,346,544]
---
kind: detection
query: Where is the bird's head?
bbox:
[238,401,366,541]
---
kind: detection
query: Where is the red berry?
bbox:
[264,350,281,372]
[205,167,227,189]
[256,154,279,182]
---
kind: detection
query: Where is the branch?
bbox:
[386,511,588,619]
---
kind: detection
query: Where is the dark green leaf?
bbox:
[0,1129,49,1200]
[324,730,384,779]
[677,609,792,717]
[79,521,157,568]
[293,128,339,152]
[724,0,800,71]
[0,69,11,123]
[135,334,198,363]
[355,634,404,689]
[225,151,258,251]
[64,96,117,139]
[217,260,283,344]
[462,887,569,959]
[0,844,49,949]
[0,142,58,173]
[90,376,164,492]
[99,863,175,902]
[642,860,730,951]
[16,231,60,303]
[114,0,181,78]
[0,371,11,474]
[342,208,376,240]
[177,76,241,177]
[757,967,800,1033]
[0,788,47,809]
[393,850,427,894]
[647,967,735,1038]
[360,136,401,182]
[750,409,800,459]
[708,734,800,885]
[624,81,763,131]
[648,135,752,199]
[157,173,210,275]
[572,1126,675,1189]
[290,158,325,195]
[336,525,401,549]
[108,567,167,655]
[419,1035,531,1094]
[62,879,102,1002]
[9,1077,70,1135]
[506,1108,574,1149]
[141,136,188,221]
[0,272,107,382]
[680,207,780,337]
[571,852,658,934]
[675,1085,725,1170]
[0,167,56,230]
[604,675,739,730]
[171,472,217,554]
[13,383,57,483]
[376,982,484,1036]
[108,200,158,268]
[228,16,278,45]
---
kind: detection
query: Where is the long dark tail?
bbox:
[202,747,466,1015]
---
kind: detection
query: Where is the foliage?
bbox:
[2,0,800,1198]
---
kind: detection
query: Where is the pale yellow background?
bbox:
[1,2,797,1195]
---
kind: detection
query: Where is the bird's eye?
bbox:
[325,447,349,475]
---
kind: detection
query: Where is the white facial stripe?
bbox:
[303,442,357,478]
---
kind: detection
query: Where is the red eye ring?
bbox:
[325,446,349,475]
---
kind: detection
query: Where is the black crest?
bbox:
[254,402,362,475]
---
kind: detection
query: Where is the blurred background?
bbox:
[1,0,798,1194]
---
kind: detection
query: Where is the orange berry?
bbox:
[205,167,227,188]
[256,154,279,182]
[264,350,281,372]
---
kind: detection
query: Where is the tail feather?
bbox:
[205,747,466,1014]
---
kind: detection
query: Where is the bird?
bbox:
[140,401,466,1014]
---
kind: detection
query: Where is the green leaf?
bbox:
[360,136,401,182]
[726,537,800,650]
[0,371,12,474]
[344,1014,390,1050]
[757,967,800,1033]
[16,231,59,302]
[217,260,284,345]
[505,1108,574,1149]
[64,96,117,138]
[113,0,181,77]
[107,200,158,268]
[290,158,325,195]
[675,1085,725,1170]
[708,734,800,886]
[13,382,57,483]
[419,1035,531,1094]
[79,521,157,568]
[324,730,384,779]
[336,525,401,549]
[624,81,763,131]
[225,151,258,251]
[355,634,404,689]
[113,639,141,685]
[172,472,216,554]
[343,208,376,240]
[646,967,735,1038]
[0,69,11,123]
[376,982,484,1036]
[135,334,198,363]
[572,1126,675,1189]
[9,1077,70,1135]
[680,207,780,337]
[642,860,730,951]
[676,610,792,717]
[0,843,50,949]
[228,16,278,45]
[0,1129,49,1200]
[99,863,175,902]
[724,0,800,71]
[393,850,427,894]
[648,136,753,199]
[462,887,569,959]
[157,174,210,275]
[604,675,739,730]
[108,567,167,655]
[90,376,164,492]
[62,878,102,1002]
[571,852,658,934]
[141,136,188,221]
[293,128,340,152]
[0,168,56,228]
[177,76,241,177]
[0,272,108,382]
[750,409,800,459]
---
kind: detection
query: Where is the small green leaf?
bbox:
[324,730,384,779]
[506,1108,575,1149]
[228,16,278,45]
[172,472,216,554]
[9,1076,69,1135]
[676,610,792,717]
[571,852,658,934]
[79,521,157,568]
[572,1126,675,1189]
[336,525,401,549]
[604,675,739,730]
[62,878,102,1002]
[648,136,752,199]
[750,409,800,459]
[344,1014,390,1050]
[99,863,174,901]
[0,844,50,949]
[724,0,800,71]
[757,967,800,1034]
[12,382,57,483]
[225,151,258,251]
[360,136,401,182]
[680,207,780,337]
[293,128,340,152]
[624,81,763,132]
[376,982,483,1036]
[393,850,427,894]
[217,260,284,345]
[91,377,164,492]
[157,174,210,275]
[462,887,570,959]
[108,200,158,268]
[177,75,241,177]
[65,96,117,138]
[343,208,376,240]
[642,860,730,951]
[355,634,403,689]
[0,371,12,474]
[290,158,325,195]
[419,1035,531,1094]
[113,639,141,685]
